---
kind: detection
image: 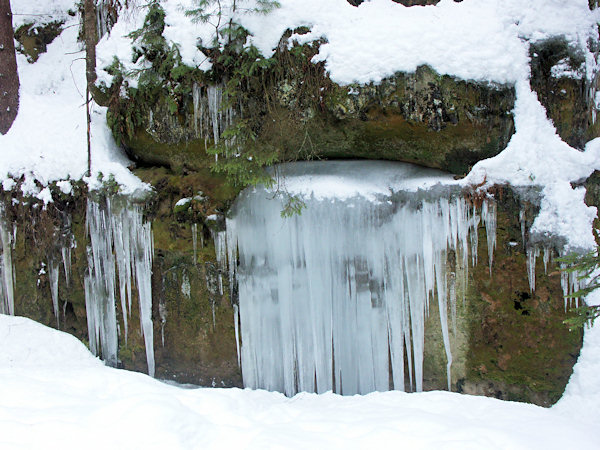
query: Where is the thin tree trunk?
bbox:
[84,0,98,91]
[0,0,19,135]
[84,0,97,176]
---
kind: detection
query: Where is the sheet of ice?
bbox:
[0,314,598,449]
[227,161,488,396]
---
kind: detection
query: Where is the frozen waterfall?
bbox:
[226,161,496,396]
[85,197,155,376]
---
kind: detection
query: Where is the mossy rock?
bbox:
[112,30,515,176]
[457,188,582,406]
[530,37,600,148]
[4,174,582,401]
[14,21,64,63]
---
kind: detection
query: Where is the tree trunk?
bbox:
[84,0,98,92]
[0,0,19,135]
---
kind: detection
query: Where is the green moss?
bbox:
[529,37,596,149]
[15,21,64,62]
[461,190,583,406]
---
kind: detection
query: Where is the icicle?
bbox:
[519,209,526,247]
[469,205,480,267]
[192,223,198,265]
[233,304,241,366]
[193,83,202,138]
[111,208,132,343]
[207,85,223,145]
[211,227,227,296]
[227,164,497,396]
[543,246,551,274]
[482,200,497,274]
[84,197,155,376]
[48,258,60,327]
[181,272,191,298]
[61,246,72,287]
[84,199,119,367]
[526,246,541,292]
[559,250,584,310]
[131,207,155,377]
[0,204,15,316]
[159,297,167,347]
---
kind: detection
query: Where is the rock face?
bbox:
[2,175,583,405]
[457,190,582,406]
[14,21,64,63]
[116,63,515,176]
[2,178,241,388]
[530,37,600,149]
[7,2,596,406]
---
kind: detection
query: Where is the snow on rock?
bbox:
[1,313,599,449]
[464,81,600,251]
[270,160,458,201]
[240,0,597,85]
[11,0,75,28]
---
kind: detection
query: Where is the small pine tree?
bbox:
[558,247,600,328]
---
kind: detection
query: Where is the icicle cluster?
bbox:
[85,197,155,376]
[96,0,120,39]
[226,182,496,396]
[192,83,236,154]
[0,204,15,316]
[48,258,60,327]
[518,208,574,302]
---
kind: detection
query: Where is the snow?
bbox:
[241,0,597,85]
[270,160,458,201]
[1,7,147,198]
[0,313,598,449]
[11,0,75,28]
[464,81,600,251]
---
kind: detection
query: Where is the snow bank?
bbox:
[1,314,598,449]
[11,0,75,28]
[1,4,147,199]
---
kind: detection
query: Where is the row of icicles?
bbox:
[0,196,586,387]
[214,194,586,396]
[0,198,156,377]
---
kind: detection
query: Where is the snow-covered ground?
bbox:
[0,313,598,450]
